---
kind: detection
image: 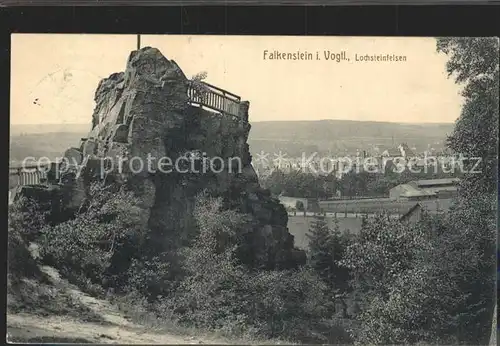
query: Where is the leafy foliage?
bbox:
[437,37,498,344]
[8,217,43,281]
[163,191,346,342]
[8,197,50,243]
[261,167,459,200]
[341,214,464,344]
[38,183,145,290]
[437,37,499,195]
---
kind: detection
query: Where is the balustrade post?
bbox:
[17,168,22,185]
[222,91,227,114]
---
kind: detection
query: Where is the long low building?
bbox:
[389,178,459,201]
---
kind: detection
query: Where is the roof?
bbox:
[400,203,422,221]
[279,196,309,203]
[414,178,460,187]
[381,148,402,157]
[400,198,455,219]
[393,180,459,198]
[420,198,455,212]
[396,184,434,197]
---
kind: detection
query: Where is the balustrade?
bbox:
[9,165,48,187]
[187,81,242,119]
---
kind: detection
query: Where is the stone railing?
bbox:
[187,81,245,120]
[9,164,49,187]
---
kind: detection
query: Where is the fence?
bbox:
[9,165,49,187]
[288,211,401,219]
[187,81,242,119]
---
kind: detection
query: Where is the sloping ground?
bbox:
[7,264,230,344]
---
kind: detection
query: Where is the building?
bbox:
[400,203,423,224]
[389,178,459,201]
[278,196,320,212]
[397,143,416,158]
[400,198,455,225]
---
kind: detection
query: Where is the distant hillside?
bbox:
[9,132,87,165]
[9,120,455,164]
[10,124,90,136]
[248,120,455,156]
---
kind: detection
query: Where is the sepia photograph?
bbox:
[7,34,498,345]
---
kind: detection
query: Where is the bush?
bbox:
[125,252,180,301]
[166,256,336,342]
[8,197,49,243]
[8,197,47,282]
[7,222,41,281]
[342,205,496,345]
[38,182,145,293]
[160,190,345,342]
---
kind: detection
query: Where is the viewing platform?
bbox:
[187,81,248,121]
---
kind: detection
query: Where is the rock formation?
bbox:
[50,47,305,269]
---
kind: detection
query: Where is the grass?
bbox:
[110,293,294,345]
[7,232,108,324]
[7,335,95,343]
[7,273,108,324]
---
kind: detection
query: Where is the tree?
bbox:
[437,37,499,195]
[437,37,498,344]
[295,200,305,211]
[307,216,351,296]
[340,213,465,344]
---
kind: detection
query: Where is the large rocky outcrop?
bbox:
[57,47,304,269]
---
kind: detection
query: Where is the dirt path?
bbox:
[7,266,227,344]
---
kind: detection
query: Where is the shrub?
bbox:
[160,190,343,342]
[8,197,49,243]
[167,255,335,342]
[7,221,41,281]
[125,252,180,301]
[342,206,496,345]
[38,182,145,292]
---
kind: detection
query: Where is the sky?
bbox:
[11,34,463,125]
